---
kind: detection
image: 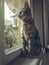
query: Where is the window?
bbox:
[4,0,30,54]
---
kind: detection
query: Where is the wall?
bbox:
[30,0,34,17]
[0,0,4,65]
[0,55,2,65]
[31,0,43,46]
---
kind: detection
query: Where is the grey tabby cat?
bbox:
[18,2,42,57]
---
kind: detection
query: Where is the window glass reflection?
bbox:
[4,1,23,51]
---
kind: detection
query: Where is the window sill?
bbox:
[4,44,22,55]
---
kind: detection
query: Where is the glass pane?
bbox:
[4,0,30,53]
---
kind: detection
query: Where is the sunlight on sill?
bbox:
[30,59,39,65]
[4,44,22,55]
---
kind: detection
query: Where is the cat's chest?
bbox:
[23,22,35,41]
[23,22,34,34]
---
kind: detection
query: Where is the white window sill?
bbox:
[4,44,22,55]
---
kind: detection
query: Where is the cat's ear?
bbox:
[24,1,29,9]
